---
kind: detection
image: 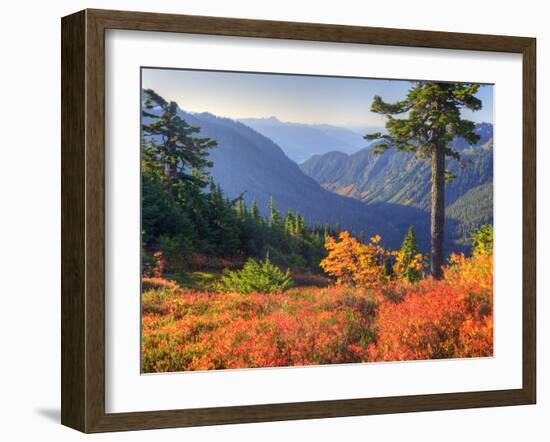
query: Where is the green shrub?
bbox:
[471,224,493,255]
[220,256,293,293]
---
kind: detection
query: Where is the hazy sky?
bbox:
[142,68,494,128]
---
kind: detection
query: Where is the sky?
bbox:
[142,68,494,129]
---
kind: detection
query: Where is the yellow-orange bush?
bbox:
[320,231,390,288]
[320,231,425,287]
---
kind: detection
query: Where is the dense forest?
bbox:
[142,89,339,278]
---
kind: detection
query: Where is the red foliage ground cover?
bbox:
[142,251,492,372]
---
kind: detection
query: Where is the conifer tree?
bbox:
[251,199,260,223]
[284,208,295,235]
[141,88,217,194]
[294,211,305,238]
[235,197,246,219]
[269,197,282,227]
[206,183,240,256]
[366,82,482,278]
[397,226,422,283]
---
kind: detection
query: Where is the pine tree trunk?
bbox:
[430,146,445,279]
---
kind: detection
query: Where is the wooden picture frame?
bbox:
[61,8,536,433]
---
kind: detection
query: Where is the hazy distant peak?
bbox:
[318,150,350,159]
[194,111,218,120]
[236,116,370,163]
[240,116,281,123]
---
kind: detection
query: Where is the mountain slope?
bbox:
[175,111,399,243]
[239,117,371,163]
[300,123,493,248]
[446,182,493,245]
[301,124,493,210]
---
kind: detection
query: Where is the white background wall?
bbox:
[0,0,547,440]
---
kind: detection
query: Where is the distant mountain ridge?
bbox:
[143,92,492,254]
[300,123,494,247]
[301,123,493,208]
[174,110,400,244]
[238,116,375,163]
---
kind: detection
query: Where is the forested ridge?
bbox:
[301,123,493,249]
[142,89,338,276]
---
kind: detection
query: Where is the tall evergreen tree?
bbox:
[284,208,295,235]
[366,82,482,278]
[206,183,240,256]
[142,88,217,194]
[294,211,305,238]
[269,196,282,227]
[251,199,260,223]
[235,196,247,219]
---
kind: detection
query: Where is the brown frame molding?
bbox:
[61,9,536,433]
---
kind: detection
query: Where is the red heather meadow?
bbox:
[142,250,492,372]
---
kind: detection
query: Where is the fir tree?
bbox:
[398,226,422,283]
[269,196,282,227]
[284,208,295,235]
[251,199,260,222]
[141,88,217,194]
[294,211,305,238]
[366,82,482,278]
[206,183,240,256]
[235,196,246,219]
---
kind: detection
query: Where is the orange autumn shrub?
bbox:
[321,231,390,288]
[445,250,493,295]
[373,251,493,361]
[141,285,377,372]
[151,251,165,277]
[142,251,166,278]
[459,315,493,358]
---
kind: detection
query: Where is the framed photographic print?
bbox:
[61,9,536,433]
